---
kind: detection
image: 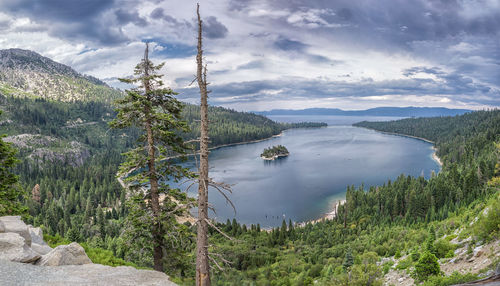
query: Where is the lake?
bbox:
[180,115,441,228]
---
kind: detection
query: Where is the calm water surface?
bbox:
[180,116,440,227]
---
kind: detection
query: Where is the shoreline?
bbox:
[296,199,346,227]
[261,153,289,161]
[120,126,444,229]
[431,146,443,166]
[356,126,443,167]
[209,131,284,151]
[294,127,444,228]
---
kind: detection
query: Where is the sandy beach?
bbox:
[432,146,443,166]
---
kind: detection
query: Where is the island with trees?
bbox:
[261,145,289,160]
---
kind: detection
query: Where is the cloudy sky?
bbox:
[0,0,498,111]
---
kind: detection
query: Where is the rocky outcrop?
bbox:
[0,259,177,286]
[3,134,90,167]
[0,216,32,246]
[0,216,177,285]
[0,233,40,263]
[36,242,92,266]
[28,226,52,255]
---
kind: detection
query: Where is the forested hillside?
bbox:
[0,49,123,103]
[0,93,327,273]
[173,110,498,285]
[0,49,497,284]
[4,103,496,285]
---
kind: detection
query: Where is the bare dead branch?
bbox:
[188,76,198,86]
[204,218,234,241]
[208,252,233,265]
[208,255,224,271]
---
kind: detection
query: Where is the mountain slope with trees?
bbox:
[0,49,123,103]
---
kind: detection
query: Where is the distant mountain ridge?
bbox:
[0,48,122,102]
[254,107,471,117]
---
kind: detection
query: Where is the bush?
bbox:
[394,250,401,259]
[414,252,440,281]
[395,256,412,270]
[421,271,478,286]
[445,250,455,258]
[81,243,138,267]
[411,250,420,262]
[474,197,500,241]
[44,233,70,248]
[382,261,394,274]
[309,264,323,278]
[434,239,456,258]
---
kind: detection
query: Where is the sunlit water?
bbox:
[175,116,440,227]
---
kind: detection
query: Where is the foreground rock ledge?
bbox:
[0,259,177,286]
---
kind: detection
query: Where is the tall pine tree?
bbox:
[110,43,193,272]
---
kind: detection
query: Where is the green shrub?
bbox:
[394,250,401,259]
[43,235,138,268]
[474,197,500,241]
[309,264,323,278]
[44,233,70,248]
[395,256,412,270]
[445,250,455,258]
[434,239,456,258]
[445,234,457,242]
[421,271,478,286]
[411,250,420,262]
[414,252,440,281]
[81,243,138,267]
[382,261,394,274]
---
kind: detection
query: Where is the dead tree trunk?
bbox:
[195,4,211,286]
[143,43,163,272]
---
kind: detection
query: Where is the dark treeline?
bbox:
[1,95,325,149]
[351,110,499,221]
[182,105,326,147]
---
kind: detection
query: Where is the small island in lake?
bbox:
[261,145,289,160]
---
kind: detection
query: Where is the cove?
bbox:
[179,116,441,228]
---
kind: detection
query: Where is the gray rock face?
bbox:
[36,242,92,266]
[0,259,177,286]
[0,216,32,246]
[0,216,176,285]
[28,226,52,255]
[28,226,44,245]
[0,233,40,263]
[31,243,53,256]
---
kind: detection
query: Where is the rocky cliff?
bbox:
[0,216,176,286]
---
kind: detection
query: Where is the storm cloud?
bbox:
[0,0,497,110]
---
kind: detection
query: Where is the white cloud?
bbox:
[0,0,498,110]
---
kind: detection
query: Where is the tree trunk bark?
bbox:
[143,43,163,272]
[196,4,211,286]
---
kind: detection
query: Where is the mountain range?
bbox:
[0,49,122,102]
[254,107,472,117]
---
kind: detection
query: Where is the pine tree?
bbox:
[110,43,193,272]
[0,110,27,216]
[414,251,440,281]
[288,219,295,240]
[343,248,354,270]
